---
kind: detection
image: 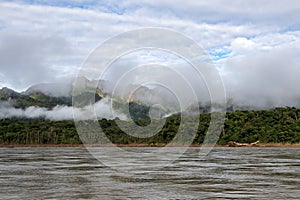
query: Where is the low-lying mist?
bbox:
[0,98,127,121]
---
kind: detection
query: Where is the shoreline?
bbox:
[1,143,300,148]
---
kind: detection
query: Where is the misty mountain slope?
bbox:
[0,86,154,121]
[0,87,21,100]
[0,87,72,109]
[24,82,73,97]
[24,77,99,97]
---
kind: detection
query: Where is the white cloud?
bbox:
[121,0,300,27]
[231,37,256,55]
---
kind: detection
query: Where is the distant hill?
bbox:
[0,87,72,109]
[0,86,154,122]
[0,77,234,121]
[0,78,100,109]
[24,82,73,97]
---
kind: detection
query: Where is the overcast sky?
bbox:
[0,0,300,107]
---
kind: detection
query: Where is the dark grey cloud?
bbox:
[223,44,300,108]
[0,32,72,90]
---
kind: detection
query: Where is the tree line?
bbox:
[1,107,300,145]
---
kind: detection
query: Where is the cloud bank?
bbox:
[221,35,300,108]
[0,98,127,121]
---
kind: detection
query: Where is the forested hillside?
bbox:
[1,107,300,145]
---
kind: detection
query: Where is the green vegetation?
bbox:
[0,118,79,144]
[1,107,300,145]
[0,87,72,109]
[221,107,300,144]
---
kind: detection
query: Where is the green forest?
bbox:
[1,107,300,145]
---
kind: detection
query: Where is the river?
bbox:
[0,147,299,199]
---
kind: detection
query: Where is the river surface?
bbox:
[0,147,299,199]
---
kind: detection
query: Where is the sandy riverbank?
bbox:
[1,143,300,148]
